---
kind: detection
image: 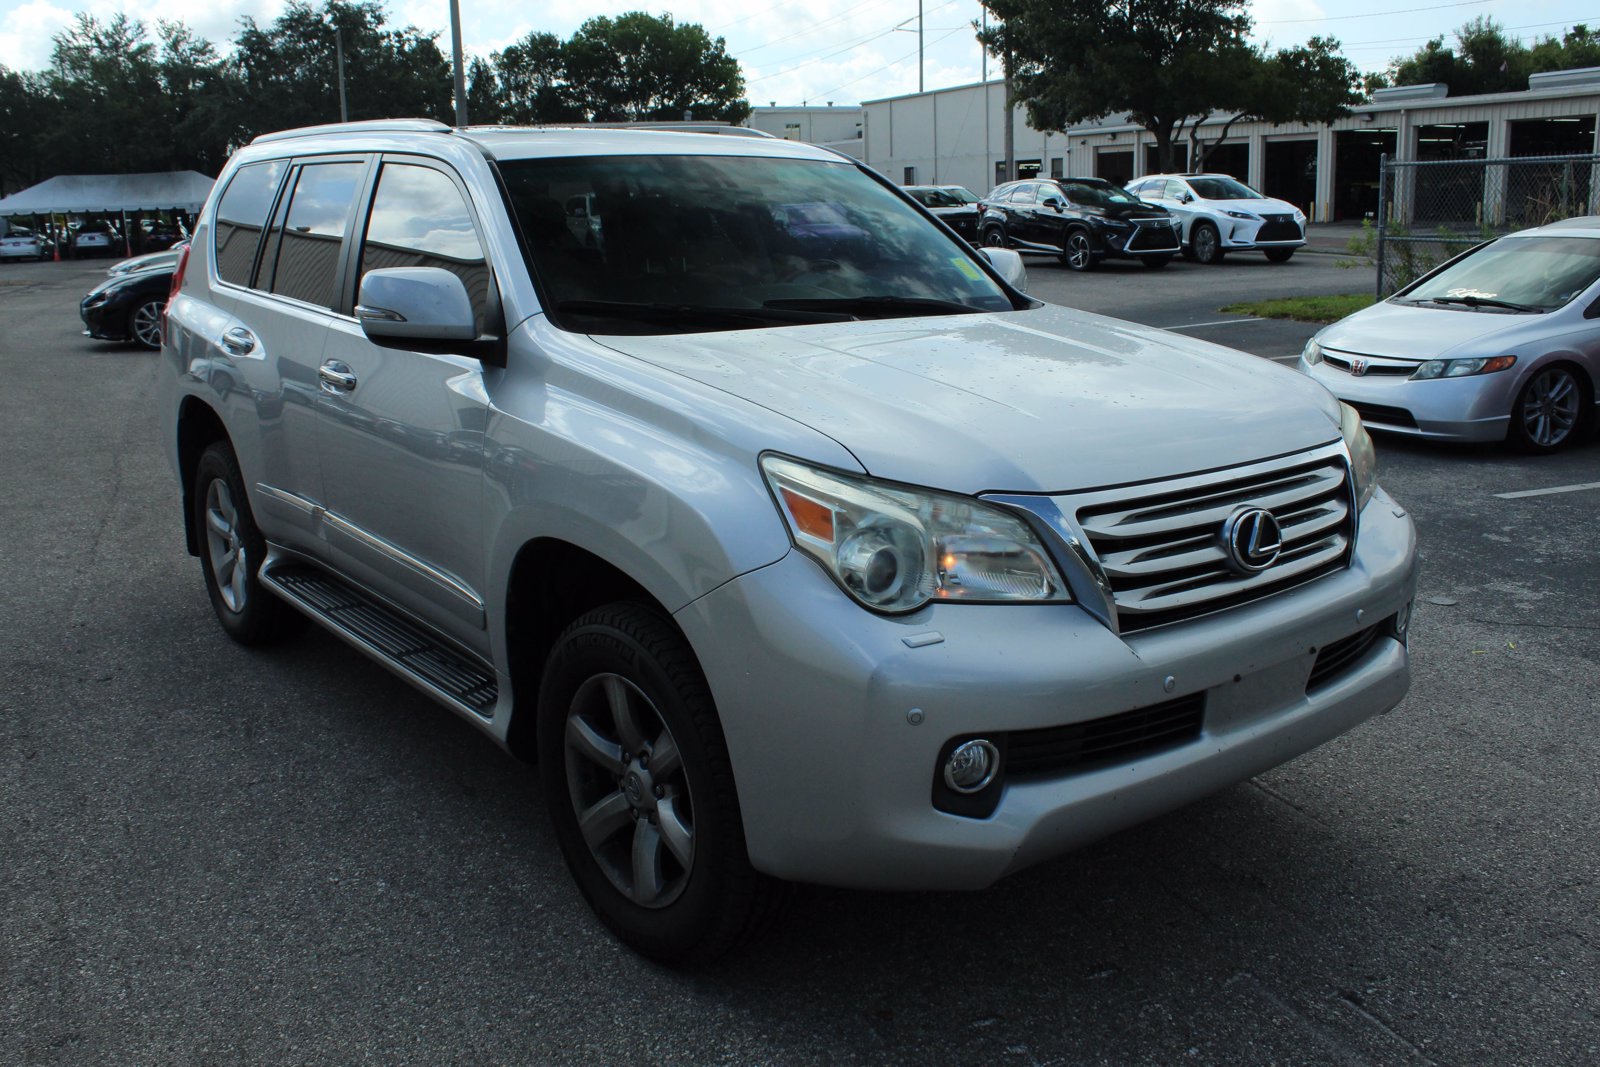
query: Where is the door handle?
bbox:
[318,361,358,392]
[220,327,256,355]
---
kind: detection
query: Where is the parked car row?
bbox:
[909,173,1307,271]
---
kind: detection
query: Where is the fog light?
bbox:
[944,739,1000,794]
[1392,600,1412,642]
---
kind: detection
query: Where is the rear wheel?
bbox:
[192,442,306,645]
[538,603,785,965]
[1508,364,1590,453]
[1190,221,1223,264]
[981,225,1007,248]
[1264,248,1295,263]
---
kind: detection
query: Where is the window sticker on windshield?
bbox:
[1446,287,1498,299]
[952,258,984,280]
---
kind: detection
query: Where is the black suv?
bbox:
[980,178,1180,270]
[904,184,982,242]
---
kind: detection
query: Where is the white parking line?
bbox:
[1161,316,1266,331]
[1494,480,1600,500]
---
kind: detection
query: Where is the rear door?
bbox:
[314,156,496,652]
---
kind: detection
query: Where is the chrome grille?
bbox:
[1065,446,1354,632]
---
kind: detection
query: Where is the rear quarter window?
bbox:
[213,161,286,287]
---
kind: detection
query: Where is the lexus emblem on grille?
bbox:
[1349,357,1369,376]
[1223,507,1284,574]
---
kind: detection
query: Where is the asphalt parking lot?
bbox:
[2,256,1597,1066]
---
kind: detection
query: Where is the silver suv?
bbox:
[158,119,1418,964]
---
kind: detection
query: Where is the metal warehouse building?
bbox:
[758,67,1600,222]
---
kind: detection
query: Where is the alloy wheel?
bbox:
[1520,367,1581,448]
[564,673,695,909]
[131,299,163,349]
[203,479,248,613]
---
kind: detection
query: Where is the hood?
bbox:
[595,305,1341,494]
[1206,197,1299,217]
[1317,298,1537,361]
[1103,202,1170,220]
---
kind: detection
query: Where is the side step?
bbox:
[262,561,498,719]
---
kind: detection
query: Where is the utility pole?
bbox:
[449,0,468,126]
[335,28,348,123]
[1003,51,1015,184]
[918,0,924,94]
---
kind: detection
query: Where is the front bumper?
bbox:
[1301,357,1513,442]
[1101,220,1181,259]
[1218,216,1305,251]
[676,492,1418,890]
[80,296,132,341]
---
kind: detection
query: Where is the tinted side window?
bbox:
[268,162,364,309]
[213,161,285,287]
[359,163,489,334]
[1010,184,1037,204]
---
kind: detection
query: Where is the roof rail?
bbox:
[524,121,777,139]
[250,118,453,145]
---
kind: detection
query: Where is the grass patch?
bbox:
[1219,293,1376,324]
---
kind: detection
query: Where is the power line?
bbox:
[1258,0,1495,25]
[812,24,970,99]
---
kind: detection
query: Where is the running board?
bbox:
[261,561,498,719]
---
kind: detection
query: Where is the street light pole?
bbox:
[449,0,468,126]
[335,28,348,123]
[918,0,924,94]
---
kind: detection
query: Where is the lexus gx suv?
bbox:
[158,119,1418,964]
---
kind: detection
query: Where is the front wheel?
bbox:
[1062,229,1096,271]
[1264,248,1295,263]
[537,603,785,965]
[128,296,164,350]
[1508,364,1590,453]
[1190,222,1224,264]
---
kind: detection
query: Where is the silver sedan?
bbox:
[1301,218,1600,453]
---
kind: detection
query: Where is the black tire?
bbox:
[980,225,1008,249]
[1507,364,1592,454]
[192,441,306,645]
[537,603,785,965]
[1264,248,1295,263]
[128,296,164,350]
[1190,222,1224,264]
[1140,254,1172,269]
[1061,228,1096,271]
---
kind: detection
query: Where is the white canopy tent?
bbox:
[0,171,214,217]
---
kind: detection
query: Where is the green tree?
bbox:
[559,13,749,124]
[0,66,56,194]
[978,0,1359,173]
[1529,25,1600,74]
[486,31,581,124]
[1386,18,1530,96]
[232,0,452,138]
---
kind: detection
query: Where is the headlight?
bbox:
[1293,209,1307,223]
[1225,210,1259,221]
[1339,403,1377,512]
[1091,215,1130,228]
[1411,355,1516,380]
[1302,338,1323,365]
[761,455,1070,613]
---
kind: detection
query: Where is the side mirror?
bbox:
[357,267,475,343]
[1042,196,1064,211]
[1178,192,1194,204]
[980,247,1028,293]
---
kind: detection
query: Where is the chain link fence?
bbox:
[1374,153,1600,296]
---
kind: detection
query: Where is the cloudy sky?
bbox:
[2,0,1596,106]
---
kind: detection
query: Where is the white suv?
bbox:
[158,119,1416,964]
[1126,173,1307,264]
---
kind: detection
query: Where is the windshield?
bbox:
[1188,177,1261,200]
[1058,181,1141,208]
[499,155,1012,335]
[1401,236,1600,312]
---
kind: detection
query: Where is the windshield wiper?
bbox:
[556,299,849,329]
[763,295,982,319]
[1426,295,1543,313]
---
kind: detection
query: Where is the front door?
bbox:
[315,158,496,653]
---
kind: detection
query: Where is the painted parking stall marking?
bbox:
[1494,480,1600,500]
